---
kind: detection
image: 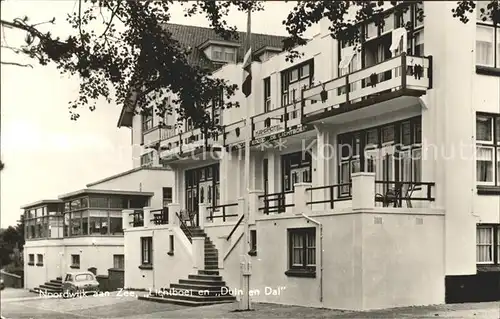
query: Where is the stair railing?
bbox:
[226,214,244,241]
[176,211,193,242]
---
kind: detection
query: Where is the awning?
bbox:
[339,45,356,70]
[389,27,408,54]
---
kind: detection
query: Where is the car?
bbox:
[0,278,5,290]
[61,271,99,298]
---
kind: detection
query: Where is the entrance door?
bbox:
[185,164,220,225]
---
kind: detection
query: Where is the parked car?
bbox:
[0,278,5,290]
[62,271,99,298]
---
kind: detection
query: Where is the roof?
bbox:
[117,23,288,128]
[21,199,63,210]
[163,23,287,70]
[86,166,171,188]
[58,189,155,200]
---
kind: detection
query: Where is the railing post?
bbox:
[351,172,375,210]
[122,209,133,230]
[198,203,207,230]
[167,203,181,226]
[300,89,305,123]
[192,236,205,271]
[248,190,264,225]
[143,207,152,227]
[293,183,312,215]
[345,74,350,104]
[401,52,407,89]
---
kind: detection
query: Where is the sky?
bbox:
[0,0,319,228]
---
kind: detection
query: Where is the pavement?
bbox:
[0,288,499,319]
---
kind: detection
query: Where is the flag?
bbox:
[242,48,252,97]
[242,8,252,98]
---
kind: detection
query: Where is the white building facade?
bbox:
[118,1,500,310]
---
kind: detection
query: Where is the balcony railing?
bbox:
[251,104,302,142]
[206,203,239,222]
[302,53,431,121]
[258,190,294,214]
[159,127,223,159]
[374,180,435,208]
[129,209,144,227]
[150,207,169,225]
[306,183,352,210]
[143,126,177,148]
[224,120,246,147]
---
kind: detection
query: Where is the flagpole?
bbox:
[240,3,252,311]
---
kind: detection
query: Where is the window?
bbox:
[163,187,173,207]
[249,230,257,256]
[142,110,153,132]
[282,151,312,192]
[476,114,500,186]
[264,77,271,112]
[476,26,495,67]
[286,228,316,277]
[141,237,153,266]
[28,254,34,265]
[113,254,125,269]
[476,225,500,264]
[71,254,80,268]
[281,60,314,107]
[168,235,174,256]
[211,46,236,63]
[140,152,154,167]
[338,117,422,187]
[36,254,43,266]
[476,2,499,69]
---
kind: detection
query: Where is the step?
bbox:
[153,292,236,303]
[205,261,219,266]
[187,274,222,281]
[178,279,226,286]
[198,269,219,276]
[170,283,230,293]
[44,282,62,287]
[152,287,225,297]
[40,284,62,290]
[56,277,62,280]
[138,295,236,307]
[50,280,63,284]
[205,265,219,270]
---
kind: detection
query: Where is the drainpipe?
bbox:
[152,229,155,291]
[301,213,323,303]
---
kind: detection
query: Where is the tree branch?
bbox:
[100,0,123,38]
[1,61,33,67]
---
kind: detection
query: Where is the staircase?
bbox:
[139,226,236,306]
[30,277,63,294]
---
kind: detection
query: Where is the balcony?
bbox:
[143,126,177,149]
[302,53,432,124]
[158,128,223,163]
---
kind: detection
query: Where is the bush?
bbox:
[3,263,24,276]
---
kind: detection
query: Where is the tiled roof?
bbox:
[163,23,288,71]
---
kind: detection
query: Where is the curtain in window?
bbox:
[292,233,303,266]
[497,29,500,67]
[476,147,493,182]
[306,232,316,266]
[477,227,493,262]
[476,26,494,66]
[412,148,422,183]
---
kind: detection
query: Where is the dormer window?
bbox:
[211,46,237,63]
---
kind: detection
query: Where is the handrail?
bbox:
[150,207,168,225]
[207,202,239,222]
[306,183,352,209]
[226,214,244,242]
[258,191,294,214]
[374,180,435,207]
[176,212,193,241]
